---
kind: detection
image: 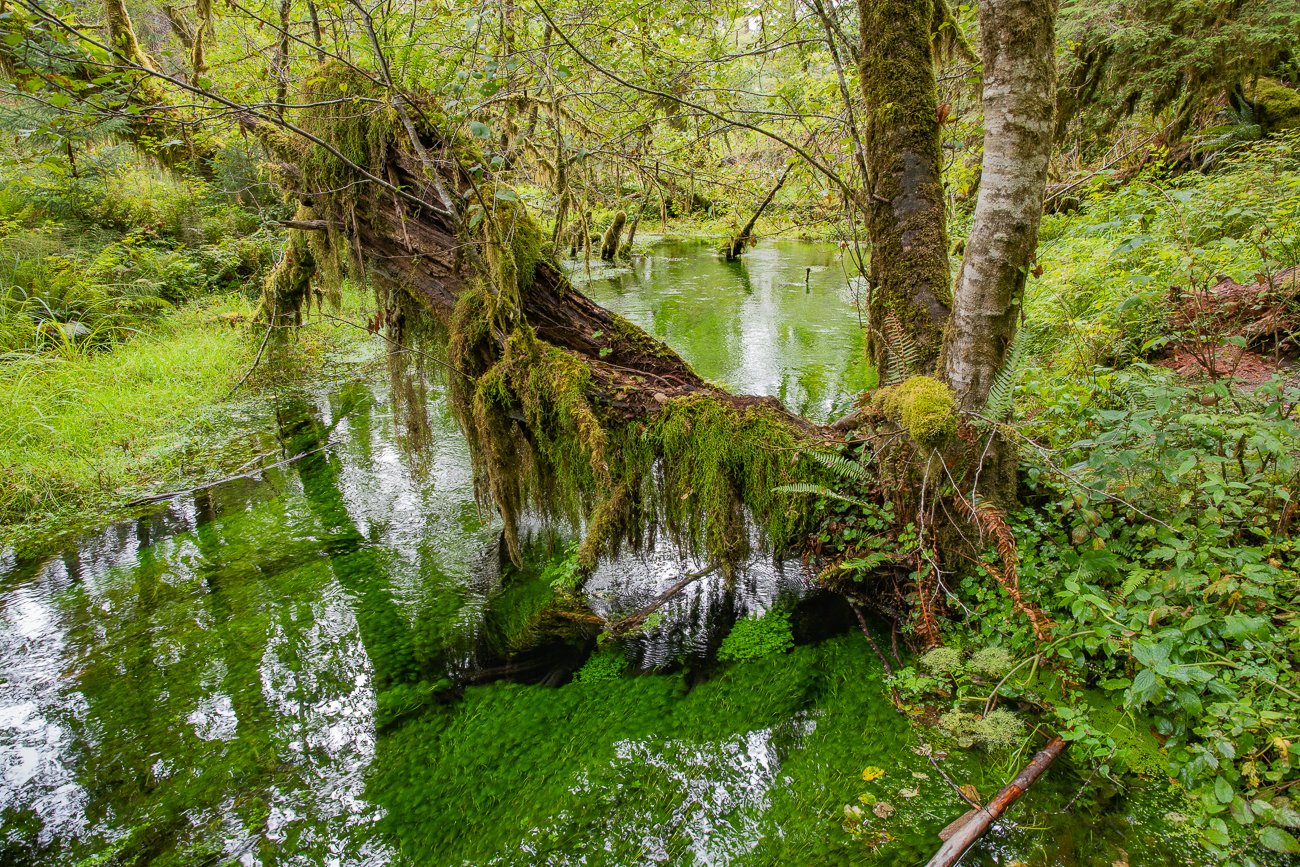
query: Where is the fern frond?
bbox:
[953,494,1053,641]
[881,311,919,385]
[985,329,1031,420]
[805,449,871,483]
[913,554,943,647]
[773,483,874,509]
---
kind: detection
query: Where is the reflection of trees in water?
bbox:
[587,240,869,422]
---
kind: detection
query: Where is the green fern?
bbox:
[806,449,871,483]
[874,311,920,386]
[773,482,874,509]
[984,329,1032,420]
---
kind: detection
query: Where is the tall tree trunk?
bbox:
[104,0,157,70]
[942,0,1058,503]
[855,0,952,380]
[307,0,326,61]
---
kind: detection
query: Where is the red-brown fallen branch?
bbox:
[925,736,1067,867]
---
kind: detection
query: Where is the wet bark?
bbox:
[855,0,952,379]
[925,737,1067,867]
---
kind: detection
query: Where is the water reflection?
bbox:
[572,238,874,423]
[0,242,1211,867]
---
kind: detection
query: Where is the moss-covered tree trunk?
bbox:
[941,0,1058,505]
[855,0,952,380]
[0,0,218,176]
[252,68,823,573]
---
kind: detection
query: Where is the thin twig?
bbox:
[125,444,331,507]
[227,301,276,399]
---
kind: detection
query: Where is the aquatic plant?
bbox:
[717,607,795,662]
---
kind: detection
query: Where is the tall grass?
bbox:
[0,296,256,526]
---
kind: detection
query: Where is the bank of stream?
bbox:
[1,240,1205,865]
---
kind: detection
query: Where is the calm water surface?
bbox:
[0,240,1202,865]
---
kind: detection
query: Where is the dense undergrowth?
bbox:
[0,147,378,545]
[795,132,1300,863]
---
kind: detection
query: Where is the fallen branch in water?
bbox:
[609,563,718,635]
[925,736,1067,867]
[125,444,331,507]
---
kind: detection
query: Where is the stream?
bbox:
[0,239,1205,866]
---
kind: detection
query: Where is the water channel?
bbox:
[0,239,1206,865]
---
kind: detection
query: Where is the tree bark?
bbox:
[855,0,952,379]
[275,0,293,119]
[926,737,1067,867]
[941,0,1058,505]
[942,0,1058,411]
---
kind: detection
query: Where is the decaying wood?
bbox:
[725,163,793,260]
[925,736,1067,867]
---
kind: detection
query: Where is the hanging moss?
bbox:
[443,282,820,571]
[252,62,824,575]
[258,226,316,329]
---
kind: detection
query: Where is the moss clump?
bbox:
[1247,79,1300,132]
[938,707,1024,751]
[873,376,956,448]
[1082,690,1169,777]
[968,646,1014,677]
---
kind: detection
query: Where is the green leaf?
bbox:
[1176,689,1203,715]
[1222,614,1268,640]
[1258,827,1300,854]
[493,187,519,201]
[1215,776,1233,805]
[469,120,492,138]
[1272,806,1300,829]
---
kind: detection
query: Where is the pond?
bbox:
[0,239,1204,866]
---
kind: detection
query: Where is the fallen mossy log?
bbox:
[253,63,828,574]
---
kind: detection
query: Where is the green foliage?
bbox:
[1058,0,1300,139]
[944,358,1300,857]
[1030,132,1300,367]
[575,646,628,683]
[717,606,794,662]
[0,151,277,354]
